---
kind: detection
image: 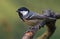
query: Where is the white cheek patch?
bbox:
[20,11,28,16]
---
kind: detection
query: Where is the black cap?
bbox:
[16,7,29,12]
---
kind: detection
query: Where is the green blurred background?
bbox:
[0,0,60,39]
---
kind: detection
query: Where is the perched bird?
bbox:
[16,7,60,39]
[16,7,55,27]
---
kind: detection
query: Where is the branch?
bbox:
[22,19,56,39]
[22,26,41,39]
[37,21,56,39]
[22,31,34,39]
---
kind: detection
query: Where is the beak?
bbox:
[16,10,19,12]
[16,11,18,12]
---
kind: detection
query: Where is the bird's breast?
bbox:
[24,19,42,26]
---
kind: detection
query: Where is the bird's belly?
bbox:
[24,19,41,26]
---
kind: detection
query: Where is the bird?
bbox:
[16,7,55,27]
[16,7,60,39]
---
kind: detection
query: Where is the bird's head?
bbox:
[16,7,29,16]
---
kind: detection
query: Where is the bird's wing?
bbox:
[25,11,56,20]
